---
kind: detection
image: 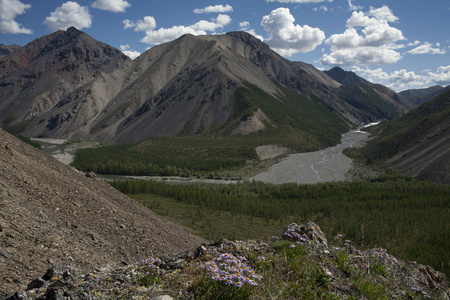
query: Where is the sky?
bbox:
[0,0,449,92]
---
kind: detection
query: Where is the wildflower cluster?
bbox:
[283,229,308,244]
[135,257,165,287]
[202,253,262,288]
[372,248,388,258]
[411,284,431,298]
[142,257,165,269]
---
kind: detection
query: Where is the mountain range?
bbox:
[1,27,414,144]
[362,88,450,184]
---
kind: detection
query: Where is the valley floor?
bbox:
[35,129,374,185]
[251,129,371,184]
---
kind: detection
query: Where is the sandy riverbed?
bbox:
[250,130,371,184]
[33,129,372,185]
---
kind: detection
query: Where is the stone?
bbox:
[153,296,173,300]
[26,278,45,290]
[85,172,96,178]
[42,268,56,281]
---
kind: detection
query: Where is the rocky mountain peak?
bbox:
[325,66,371,86]
[0,27,131,127]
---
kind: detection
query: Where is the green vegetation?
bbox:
[337,84,399,120]
[187,241,401,299]
[72,136,258,177]
[72,81,349,177]
[356,89,450,162]
[109,175,450,278]
[15,135,42,148]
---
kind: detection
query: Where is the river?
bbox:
[250,129,372,184]
[34,125,375,185]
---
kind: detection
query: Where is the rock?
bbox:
[42,268,56,281]
[26,278,45,290]
[153,296,173,300]
[85,172,96,178]
[282,221,328,249]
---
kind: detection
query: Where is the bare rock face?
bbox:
[0,44,21,59]
[0,129,205,294]
[0,27,131,131]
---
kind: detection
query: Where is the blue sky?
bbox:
[0,0,449,92]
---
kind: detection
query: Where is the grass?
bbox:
[132,194,293,242]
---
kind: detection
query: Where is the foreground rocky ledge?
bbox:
[2,221,448,300]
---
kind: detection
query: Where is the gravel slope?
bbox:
[0,129,205,294]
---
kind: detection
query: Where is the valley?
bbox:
[1,26,449,298]
[36,126,374,185]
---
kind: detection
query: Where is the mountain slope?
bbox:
[0,27,131,134]
[109,32,353,143]
[363,89,450,184]
[399,85,450,106]
[0,44,21,59]
[325,67,414,122]
[1,30,412,143]
[0,129,205,294]
[13,31,352,143]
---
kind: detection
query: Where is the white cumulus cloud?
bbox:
[44,1,92,31]
[408,42,446,55]
[261,7,325,56]
[321,5,405,66]
[92,0,130,13]
[126,14,232,46]
[428,65,450,86]
[0,0,33,34]
[135,16,156,32]
[352,65,450,91]
[119,44,140,60]
[239,21,264,41]
[193,4,233,14]
[348,0,363,11]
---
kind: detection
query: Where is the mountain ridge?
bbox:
[399,85,450,106]
[362,88,450,184]
[0,27,131,134]
[1,29,412,143]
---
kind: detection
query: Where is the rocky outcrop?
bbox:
[3,221,448,299]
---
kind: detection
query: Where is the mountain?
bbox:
[324,66,371,86]
[325,67,414,121]
[400,85,450,106]
[1,29,411,143]
[0,44,21,59]
[0,128,205,294]
[0,27,131,135]
[363,89,450,184]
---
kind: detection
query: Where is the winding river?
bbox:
[250,128,372,184]
[34,125,375,185]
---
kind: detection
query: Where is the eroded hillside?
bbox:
[0,129,205,294]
